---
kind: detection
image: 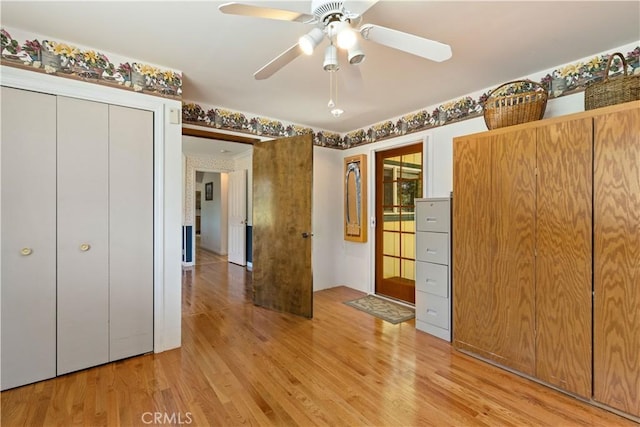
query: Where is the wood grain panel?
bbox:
[536,118,593,398]
[452,134,493,354]
[252,134,313,318]
[491,129,537,375]
[594,107,640,417]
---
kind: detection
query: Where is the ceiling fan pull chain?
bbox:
[328,71,335,108]
[330,70,344,117]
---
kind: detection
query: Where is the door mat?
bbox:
[344,295,415,324]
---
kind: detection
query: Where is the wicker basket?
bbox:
[483,80,548,130]
[584,52,640,110]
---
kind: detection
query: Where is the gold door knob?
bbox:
[80,244,91,252]
[20,247,33,256]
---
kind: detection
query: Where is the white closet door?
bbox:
[1,87,57,390]
[57,96,109,375]
[228,169,247,266]
[109,105,154,360]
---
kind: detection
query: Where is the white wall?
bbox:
[312,146,344,291]
[323,92,585,294]
[200,172,229,255]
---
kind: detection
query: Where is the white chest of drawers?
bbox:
[415,197,451,341]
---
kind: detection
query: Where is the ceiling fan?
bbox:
[218,1,452,80]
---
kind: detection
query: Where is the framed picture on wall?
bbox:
[205,182,213,200]
[344,154,367,243]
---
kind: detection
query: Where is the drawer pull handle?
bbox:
[21,247,33,256]
[426,279,437,283]
[426,249,437,254]
[80,244,91,252]
[427,309,438,316]
[425,217,437,222]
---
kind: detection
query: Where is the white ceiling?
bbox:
[2,1,639,136]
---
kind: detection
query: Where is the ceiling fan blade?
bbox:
[254,44,302,80]
[218,2,315,23]
[360,24,452,62]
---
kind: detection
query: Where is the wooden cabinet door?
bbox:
[57,96,110,375]
[454,129,536,374]
[536,118,593,398]
[593,107,640,417]
[1,87,57,390]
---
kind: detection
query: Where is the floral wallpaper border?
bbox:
[183,45,639,149]
[3,24,635,145]
[1,28,182,100]
[182,103,343,147]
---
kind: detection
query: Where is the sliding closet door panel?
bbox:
[452,134,493,355]
[536,118,592,398]
[109,105,154,361]
[594,108,640,417]
[57,96,109,375]
[1,87,57,390]
[491,129,536,376]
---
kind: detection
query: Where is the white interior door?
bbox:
[1,87,57,390]
[57,96,110,375]
[109,105,154,361]
[228,169,247,266]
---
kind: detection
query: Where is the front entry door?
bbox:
[252,134,313,318]
[375,143,423,303]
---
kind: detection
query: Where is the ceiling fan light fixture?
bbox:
[347,40,365,64]
[335,21,356,49]
[298,27,324,55]
[323,44,339,71]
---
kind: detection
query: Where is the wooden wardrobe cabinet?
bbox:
[453,101,639,418]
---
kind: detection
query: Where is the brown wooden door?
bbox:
[252,134,313,318]
[535,118,593,398]
[453,129,536,376]
[375,143,422,303]
[593,107,640,417]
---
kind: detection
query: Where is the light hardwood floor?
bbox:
[1,249,635,426]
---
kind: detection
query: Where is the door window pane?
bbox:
[383,256,400,279]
